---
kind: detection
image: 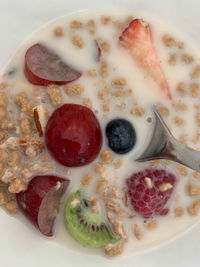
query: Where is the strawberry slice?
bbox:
[16,175,70,236]
[24,43,81,86]
[119,19,172,100]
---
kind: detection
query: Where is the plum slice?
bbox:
[24,43,81,86]
[16,175,70,236]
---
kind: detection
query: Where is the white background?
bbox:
[0,0,200,266]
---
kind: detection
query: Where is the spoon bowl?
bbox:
[136,107,200,172]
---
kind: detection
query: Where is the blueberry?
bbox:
[105,118,136,154]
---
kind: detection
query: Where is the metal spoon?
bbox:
[136,107,200,172]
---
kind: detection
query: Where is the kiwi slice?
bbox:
[64,190,120,248]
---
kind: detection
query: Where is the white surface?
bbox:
[0,0,200,266]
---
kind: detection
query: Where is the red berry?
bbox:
[119,19,172,100]
[24,43,81,86]
[45,104,102,167]
[126,169,176,218]
[16,175,70,236]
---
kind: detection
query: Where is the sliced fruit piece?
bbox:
[119,19,172,100]
[106,118,136,154]
[16,175,70,236]
[45,104,102,167]
[24,43,81,86]
[126,169,176,218]
[65,190,120,248]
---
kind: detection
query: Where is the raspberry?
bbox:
[126,169,176,218]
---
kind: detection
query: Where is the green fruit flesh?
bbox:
[64,190,120,248]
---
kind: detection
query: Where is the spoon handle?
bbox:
[163,137,200,172]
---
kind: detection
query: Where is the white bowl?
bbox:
[0,0,200,266]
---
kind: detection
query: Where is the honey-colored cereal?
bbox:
[144,220,157,230]
[157,105,169,116]
[113,159,123,169]
[101,42,111,52]
[8,151,21,167]
[149,160,161,166]
[110,186,122,199]
[172,102,188,111]
[5,200,18,214]
[130,106,145,117]
[187,200,200,216]
[95,179,108,194]
[177,41,184,49]
[0,150,9,163]
[70,20,83,29]
[85,69,97,77]
[0,191,7,205]
[20,118,32,135]
[181,53,194,64]
[178,134,188,145]
[112,89,132,97]
[93,163,105,174]
[105,199,126,217]
[101,16,111,25]
[102,103,110,112]
[81,174,94,187]
[54,26,64,37]
[112,219,127,241]
[72,35,84,48]
[191,66,200,79]
[0,107,6,119]
[8,178,26,193]
[111,78,126,87]
[97,89,110,100]
[144,177,153,189]
[190,83,199,98]
[112,20,123,29]
[100,150,113,164]
[46,86,63,106]
[159,183,173,192]
[193,172,200,180]
[65,84,84,96]
[188,184,200,196]
[0,130,7,141]
[99,61,108,78]
[173,116,185,126]
[0,92,7,106]
[177,165,188,176]
[87,20,96,35]
[176,82,187,93]
[175,207,184,217]
[162,34,176,47]
[132,223,143,240]
[82,98,92,109]
[168,53,177,65]
[104,241,124,257]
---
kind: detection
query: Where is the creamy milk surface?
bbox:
[1,9,200,258]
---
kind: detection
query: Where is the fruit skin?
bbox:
[16,175,70,236]
[126,169,176,218]
[65,190,120,248]
[45,104,102,167]
[119,19,172,100]
[106,118,136,154]
[24,43,81,86]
